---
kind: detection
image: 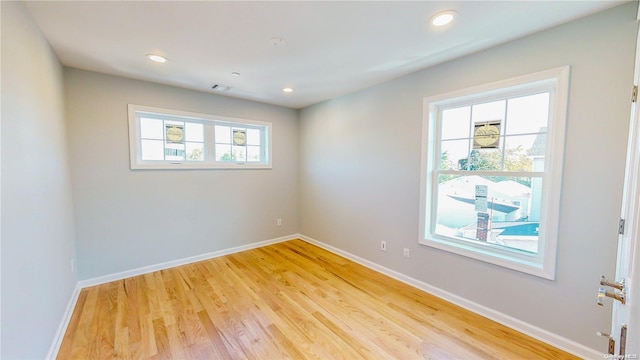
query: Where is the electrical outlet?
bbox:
[403,248,410,258]
[380,241,387,251]
[277,218,282,226]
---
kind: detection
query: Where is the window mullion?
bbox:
[161,119,167,161]
[438,170,544,177]
[206,123,215,163]
[465,106,473,171]
[501,100,509,171]
[435,112,442,171]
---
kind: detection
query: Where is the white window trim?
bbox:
[418,66,570,280]
[128,104,272,170]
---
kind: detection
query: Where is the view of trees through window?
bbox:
[440,146,533,186]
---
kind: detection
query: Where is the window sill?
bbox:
[130,162,272,170]
[419,235,554,280]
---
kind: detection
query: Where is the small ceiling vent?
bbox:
[210,83,232,92]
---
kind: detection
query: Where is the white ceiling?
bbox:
[25,1,624,109]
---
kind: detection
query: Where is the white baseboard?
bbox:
[46,283,81,360]
[78,234,298,288]
[297,234,603,360]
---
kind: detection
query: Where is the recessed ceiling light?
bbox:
[146,54,167,63]
[282,87,294,93]
[431,10,456,27]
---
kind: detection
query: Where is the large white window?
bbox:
[128,104,271,170]
[419,67,569,279]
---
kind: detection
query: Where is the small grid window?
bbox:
[129,105,271,170]
[213,125,263,162]
[139,118,205,162]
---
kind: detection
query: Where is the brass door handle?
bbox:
[600,275,625,291]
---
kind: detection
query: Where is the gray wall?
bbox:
[64,69,299,280]
[299,3,636,350]
[1,2,78,359]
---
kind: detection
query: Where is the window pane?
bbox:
[247,146,261,161]
[505,93,550,135]
[165,120,182,126]
[165,121,185,145]
[216,144,232,161]
[185,122,204,142]
[441,107,471,140]
[467,147,503,171]
[441,140,470,170]
[435,174,541,253]
[232,128,247,146]
[141,139,164,160]
[215,125,231,144]
[233,146,247,162]
[186,142,204,161]
[504,135,542,172]
[247,128,261,145]
[140,118,163,139]
[164,142,185,161]
[472,100,506,125]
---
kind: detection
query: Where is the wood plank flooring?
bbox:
[57,239,579,359]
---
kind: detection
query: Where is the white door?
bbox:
[605,8,640,356]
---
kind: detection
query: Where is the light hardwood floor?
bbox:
[57,239,579,359]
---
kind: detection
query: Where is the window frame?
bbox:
[128,104,272,170]
[418,66,570,280]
